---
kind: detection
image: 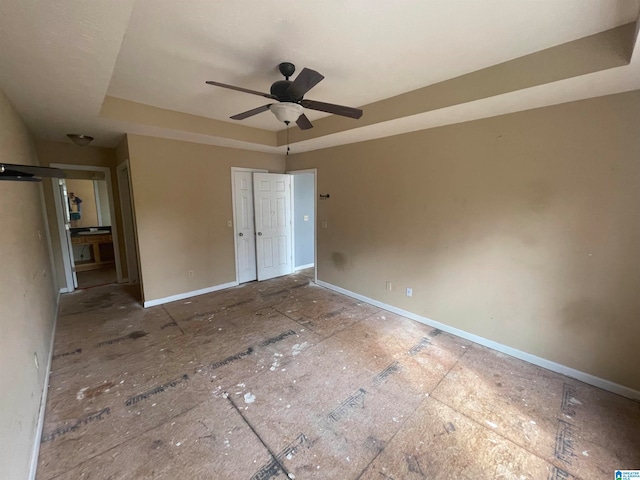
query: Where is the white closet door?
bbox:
[253,173,292,281]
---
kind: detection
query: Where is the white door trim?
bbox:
[51,178,75,292]
[286,168,317,283]
[51,163,124,285]
[231,167,267,284]
[116,160,139,284]
[93,179,103,226]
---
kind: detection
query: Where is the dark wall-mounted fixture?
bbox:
[0,163,66,182]
[67,134,94,147]
[319,194,330,200]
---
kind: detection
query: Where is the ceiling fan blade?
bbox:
[287,68,324,99]
[295,113,313,130]
[300,99,363,119]
[230,104,273,120]
[206,81,277,100]
[0,163,66,180]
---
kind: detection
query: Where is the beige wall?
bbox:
[36,140,127,287]
[127,134,285,302]
[0,87,57,477]
[287,90,640,391]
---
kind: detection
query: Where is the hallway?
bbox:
[37,271,640,479]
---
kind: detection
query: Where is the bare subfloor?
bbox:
[76,266,118,289]
[38,270,640,479]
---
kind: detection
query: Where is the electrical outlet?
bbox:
[227,220,232,228]
[406,287,413,297]
[386,281,392,291]
[188,270,194,278]
[321,220,328,228]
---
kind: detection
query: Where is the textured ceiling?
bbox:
[108,0,639,130]
[0,0,639,153]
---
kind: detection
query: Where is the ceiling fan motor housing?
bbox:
[271,62,301,101]
[270,80,297,102]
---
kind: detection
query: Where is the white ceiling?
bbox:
[0,0,639,152]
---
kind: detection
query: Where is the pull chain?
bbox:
[286,123,290,156]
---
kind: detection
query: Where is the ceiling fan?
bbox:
[0,163,66,182]
[206,62,363,130]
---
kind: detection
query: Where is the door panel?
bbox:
[277,236,287,264]
[276,197,286,226]
[233,170,258,283]
[254,173,292,281]
[240,196,250,229]
[262,238,274,268]
[260,197,271,228]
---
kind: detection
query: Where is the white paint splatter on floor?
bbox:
[76,387,88,400]
[292,342,308,356]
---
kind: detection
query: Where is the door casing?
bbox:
[117,160,139,284]
[52,177,77,292]
[51,163,123,292]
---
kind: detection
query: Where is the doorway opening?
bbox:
[51,164,123,292]
[288,169,316,283]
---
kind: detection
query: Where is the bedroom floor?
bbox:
[37,269,640,479]
[76,265,118,289]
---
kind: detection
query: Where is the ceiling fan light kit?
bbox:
[270,102,303,124]
[206,62,363,130]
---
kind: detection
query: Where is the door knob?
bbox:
[238,232,243,236]
[257,232,262,236]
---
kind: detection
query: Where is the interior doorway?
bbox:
[288,169,316,277]
[52,164,122,292]
[231,167,316,285]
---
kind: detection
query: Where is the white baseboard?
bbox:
[59,287,70,294]
[294,263,315,272]
[29,290,60,480]
[316,280,640,401]
[143,281,239,308]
